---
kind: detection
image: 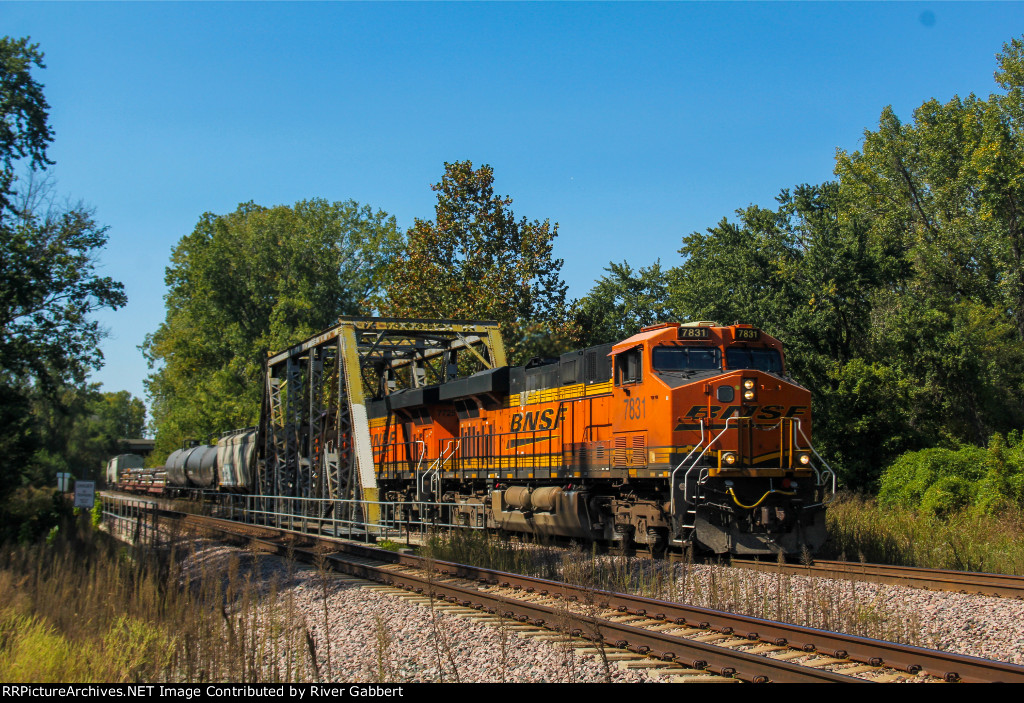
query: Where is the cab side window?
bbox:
[615,347,642,385]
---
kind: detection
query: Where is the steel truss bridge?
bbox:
[259,316,507,525]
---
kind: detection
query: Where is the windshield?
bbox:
[652,346,720,372]
[725,347,783,374]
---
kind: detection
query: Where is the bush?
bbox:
[0,487,74,544]
[877,433,1024,517]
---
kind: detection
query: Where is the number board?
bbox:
[678,326,711,339]
[734,328,761,341]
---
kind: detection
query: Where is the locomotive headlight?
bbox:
[797,452,811,465]
[742,378,757,402]
[722,452,738,466]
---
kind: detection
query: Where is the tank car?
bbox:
[368,322,832,556]
[158,428,259,493]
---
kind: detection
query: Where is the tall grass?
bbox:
[0,515,313,683]
[825,492,1024,574]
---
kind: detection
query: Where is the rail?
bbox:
[732,558,1024,600]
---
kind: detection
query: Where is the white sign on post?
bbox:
[57,472,71,492]
[74,481,95,509]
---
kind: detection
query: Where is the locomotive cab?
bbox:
[610,322,829,555]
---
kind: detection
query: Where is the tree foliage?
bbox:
[0,37,53,217]
[575,260,671,347]
[878,432,1024,518]
[25,386,146,485]
[668,184,903,487]
[0,37,126,499]
[1,178,127,390]
[831,36,1024,458]
[1,38,124,390]
[144,199,402,459]
[381,161,573,364]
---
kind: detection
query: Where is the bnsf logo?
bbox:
[510,407,567,432]
[677,404,808,424]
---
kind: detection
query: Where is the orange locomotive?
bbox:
[368,322,831,556]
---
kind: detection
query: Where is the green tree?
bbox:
[144,199,401,459]
[665,37,1024,489]
[671,183,887,377]
[0,37,125,498]
[834,35,1024,448]
[26,386,146,485]
[0,37,53,217]
[381,161,572,364]
[1,179,126,390]
[575,260,671,347]
[669,183,909,487]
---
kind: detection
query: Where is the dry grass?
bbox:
[0,514,315,683]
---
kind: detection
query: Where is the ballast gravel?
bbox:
[177,541,1024,683]
[179,541,661,683]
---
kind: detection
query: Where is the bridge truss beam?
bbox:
[259,316,506,521]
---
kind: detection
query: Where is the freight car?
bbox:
[367,322,832,556]
[114,428,259,496]
[163,428,258,492]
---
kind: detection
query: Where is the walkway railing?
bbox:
[100,492,486,546]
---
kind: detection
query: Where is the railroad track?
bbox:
[162,511,1024,683]
[731,558,1024,599]
[108,490,1021,600]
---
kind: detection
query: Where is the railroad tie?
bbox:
[744,644,789,655]
[647,668,713,677]
[834,664,882,675]
[803,657,852,668]
[616,660,681,670]
[572,648,637,660]
[691,633,733,643]
[666,675,740,683]
[871,673,912,683]
[516,632,566,641]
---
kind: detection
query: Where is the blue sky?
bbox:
[3,1,1022,409]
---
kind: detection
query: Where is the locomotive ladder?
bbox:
[670,418,738,542]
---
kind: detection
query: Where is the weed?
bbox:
[373,614,394,683]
